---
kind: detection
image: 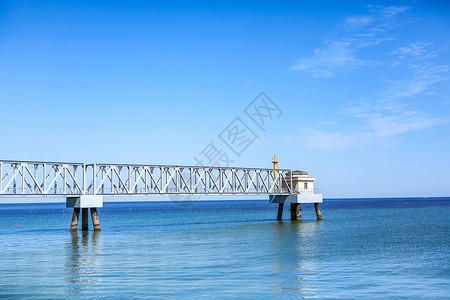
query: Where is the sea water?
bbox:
[0,198,449,299]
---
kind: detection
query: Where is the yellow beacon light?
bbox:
[272,155,278,170]
[272,155,278,188]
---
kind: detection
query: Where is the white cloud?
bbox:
[290,41,368,77]
[393,42,438,59]
[381,44,448,101]
[289,4,448,150]
[371,5,410,19]
[302,71,450,150]
[355,108,447,137]
[317,121,337,126]
[291,5,411,78]
[380,69,448,101]
[294,129,361,150]
[298,108,448,151]
[343,16,375,29]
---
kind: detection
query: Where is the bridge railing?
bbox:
[297,188,322,195]
[0,160,293,196]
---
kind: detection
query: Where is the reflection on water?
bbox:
[271,221,322,298]
[65,231,103,294]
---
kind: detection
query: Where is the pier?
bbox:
[0,159,323,230]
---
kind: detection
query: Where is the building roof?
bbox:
[292,170,308,175]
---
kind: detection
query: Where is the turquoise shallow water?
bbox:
[0,198,449,299]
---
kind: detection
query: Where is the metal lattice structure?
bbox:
[0,160,293,197]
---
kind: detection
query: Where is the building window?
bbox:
[304,182,308,190]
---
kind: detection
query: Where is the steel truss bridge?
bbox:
[0,160,293,197]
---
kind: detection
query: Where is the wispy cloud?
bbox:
[379,64,448,101]
[372,5,409,18]
[291,5,410,77]
[393,42,437,60]
[290,5,449,150]
[290,41,368,77]
[380,43,448,103]
[298,75,449,151]
[343,15,375,29]
[298,109,448,151]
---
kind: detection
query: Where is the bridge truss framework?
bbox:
[0,160,293,197]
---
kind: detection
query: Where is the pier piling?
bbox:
[90,208,101,231]
[82,208,89,231]
[290,203,301,221]
[66,195,103,231]
[70,208,80,232]
[277,203,284,220]
[314,203,322,221]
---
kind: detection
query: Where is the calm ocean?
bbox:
[0,198,449,299]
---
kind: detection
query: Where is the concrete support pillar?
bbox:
[70,208,80,232]
[314,203,322,220]
[276,203,284,220]
[290,203,301,221]
[66,196,103,232]
[90,208,101,231]
[270,194,323,222]
[82,208,89,231]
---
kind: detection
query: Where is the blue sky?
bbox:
[1,0,449,198]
